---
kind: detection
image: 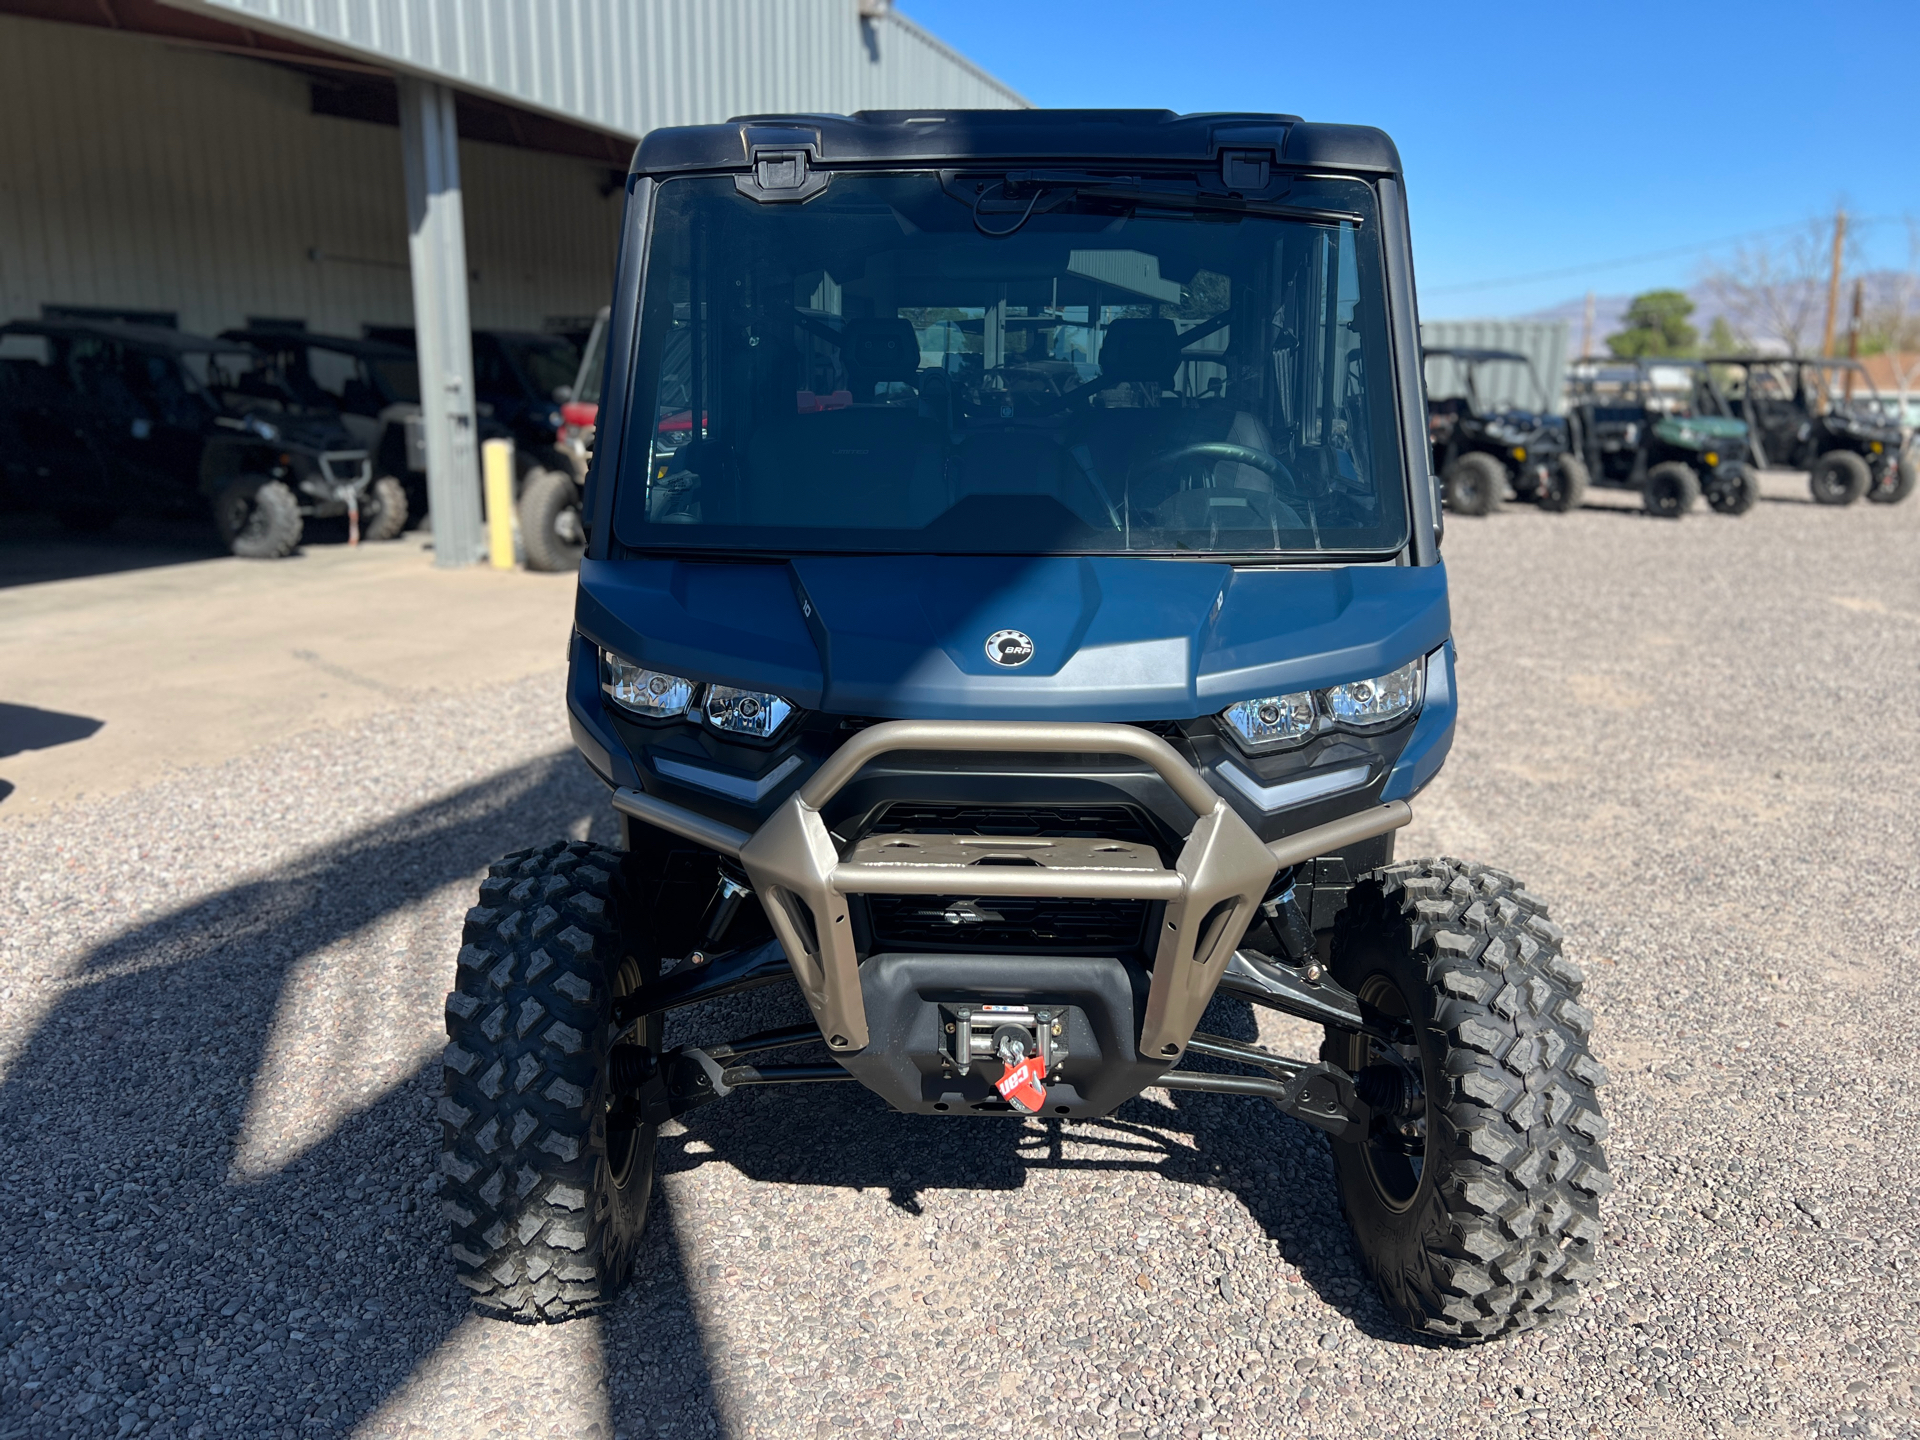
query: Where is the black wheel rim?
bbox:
[1347,975,1429,1213]
[605,957,655,1190]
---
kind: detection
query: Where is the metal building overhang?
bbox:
[0,0,635,164]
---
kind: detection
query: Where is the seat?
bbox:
[839,317,921,401]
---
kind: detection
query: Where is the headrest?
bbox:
[1096,317,1180,389]
[840,318,921,385]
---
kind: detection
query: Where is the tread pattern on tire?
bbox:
[1332,858,1611,1341]
[518,467,585,573]
[1868,454,1916,505]
[1442,452,1504,516]
[441,840,630,1322]
[1536,454,1588,514]
[216,476,304,558]
[361,475,410,541]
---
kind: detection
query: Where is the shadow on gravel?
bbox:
[0,752,722,1439]
[660,984,1413,1348]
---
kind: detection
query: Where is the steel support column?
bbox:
[398,78,484,567]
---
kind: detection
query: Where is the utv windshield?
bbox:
[614,172,1407,557]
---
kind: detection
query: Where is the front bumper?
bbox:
[607,718,1411,1079]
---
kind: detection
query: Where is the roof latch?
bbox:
[735,146,830,204]
[1219,149,1272,192]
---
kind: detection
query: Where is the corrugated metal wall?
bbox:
[169,0,1029,135]
[1421,319,1571,416]
[0,15,621,337]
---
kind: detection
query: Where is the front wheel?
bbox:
[441,841,658,1321]
[518,467,586,572]
[360,475,410,541]
[1809,450,1870,506]
[1868,455,1916,505]
[1322,860,1611,1340]
[1442,452,1505,516]
[1536,454,1589,514]
[1705,465,1758,516]
[212,476,303,557]
[1641,462,1698,519]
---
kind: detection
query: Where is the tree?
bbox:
[1705,316,1749,356]
[1700,216,1851,354]
[1606,289,1698,358]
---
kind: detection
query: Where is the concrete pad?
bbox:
[0,537,576,822]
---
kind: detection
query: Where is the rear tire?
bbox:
[212,476,303,558]
[360,475,409,541]
[518,467,586,572]
[1641,462,1698,518]
[1809,450,1870,506]
[1705,465,1757,516]
[441,841,658,1322]
[1322,859,1610,1341]
[1868,455,1915,505]
[1536,454,1588,514]
[1442,452,1505,516]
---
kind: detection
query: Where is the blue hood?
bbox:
[575,556,1450,722]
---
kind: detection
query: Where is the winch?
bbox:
[942,1003,1064,1112]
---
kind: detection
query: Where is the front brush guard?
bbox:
[611,719,1412,1072]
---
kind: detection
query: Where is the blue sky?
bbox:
[904,0,1919,318]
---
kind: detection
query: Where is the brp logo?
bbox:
[984,630,1035,668]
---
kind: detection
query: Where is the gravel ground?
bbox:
[2,468,1916,1440]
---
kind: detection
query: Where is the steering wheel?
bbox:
[1132,440,1289,481]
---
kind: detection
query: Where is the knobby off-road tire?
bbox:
[1809,450,1870,506]
[441,841,659,1322]
[517,467,586,572]
[1641,462,1698,519]
[1442,452,1505,516]
[1322,859,1612,1341]
[1868,454,1916,505]
[213,476,303,558]
[1706,465,1758,516]
[360,475,410,541]
[1536,454,1589,514]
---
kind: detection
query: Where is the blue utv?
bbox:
[438,110,1611,1342]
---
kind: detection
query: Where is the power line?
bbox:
[1424,215,1894,296]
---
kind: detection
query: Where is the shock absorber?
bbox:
[683,862,751,968]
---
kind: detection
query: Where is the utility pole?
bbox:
[1844,276,1864,399]
[1821,207,1847,358]
[1581,290,1595,359]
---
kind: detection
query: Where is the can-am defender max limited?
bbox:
[440,110,1611,1342]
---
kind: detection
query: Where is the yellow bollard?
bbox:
[482,438,517,570]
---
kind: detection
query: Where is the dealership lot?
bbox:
[1,470,1916,1439]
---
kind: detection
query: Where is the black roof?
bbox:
[1424,347,1531,365]
[1,318,253,354]
[1700,354,1869,372]
[631,109,1400,178]
[221,328,415,362]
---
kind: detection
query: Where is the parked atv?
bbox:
[1701,355,1913,506]
[520,306,610,573]
[1424,346,1587,516]
[222,329,421,539]
[0,320,371,555]
[440,111,1609,1343]
[1564,358,1757,517]
[365,325,585,567]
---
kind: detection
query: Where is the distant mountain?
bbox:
[1436,269,1912,356]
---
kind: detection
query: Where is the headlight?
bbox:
[1324,659,1424,732]
[600,651,694,718]
[1220,692,1316,752]
[546,409,565,430]
[247,416,279,441]
[1219,660,1425,751]
[702,685,794,739]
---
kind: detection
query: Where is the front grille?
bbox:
[868,893,1150,952]
[865,802,1164,849]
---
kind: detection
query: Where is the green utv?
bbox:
[1565,358,1758,517]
